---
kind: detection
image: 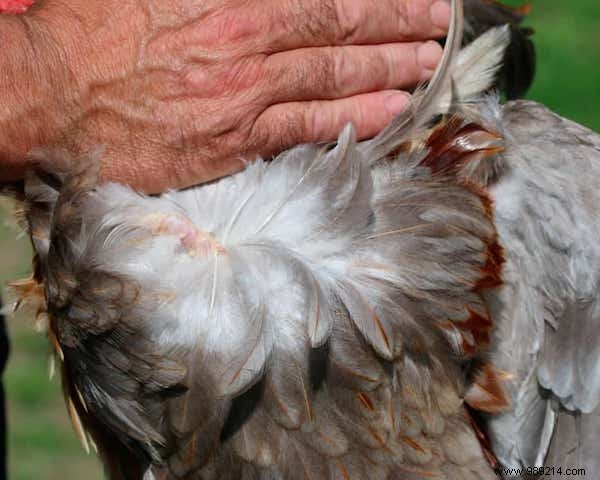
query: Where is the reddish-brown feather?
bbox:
[421,118,504,176]
[421,118,506,360]
[357,392,375,411]
[465,364,511,413]
[400,435,426,454]
[466,408,501,469]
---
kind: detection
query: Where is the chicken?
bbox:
[7,0,599,479]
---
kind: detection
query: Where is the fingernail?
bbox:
[430,0,451,31]
[417,41,443,71]
[385,92,411,116]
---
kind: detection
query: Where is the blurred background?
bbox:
[1,1,600,478]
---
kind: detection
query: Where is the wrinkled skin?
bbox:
[0,0,451,192]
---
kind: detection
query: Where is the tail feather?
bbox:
[362,20,510,163]
[464,0,536,99]
[360,0,464,161]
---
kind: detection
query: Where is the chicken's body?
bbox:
[8,1,600,479]
[484,101,600,475]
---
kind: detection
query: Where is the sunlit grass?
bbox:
[0,201,105,479]
[511,0,600,131]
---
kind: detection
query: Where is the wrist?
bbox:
[0,11,74,181]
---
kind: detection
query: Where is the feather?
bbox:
[336,282,394,360]
[538,299,600,413]
[436,26,512,114]
[67,394,90,454]
[482,100,600,470]
[464,364,511,413]
[463,0,536,99]
[362,24,510,166]
[544,407,600,479]
[305,272,334,348]
[213,251,270,397]
[143,468,156,480]
[328,313,384,392]
[361,0,465,162]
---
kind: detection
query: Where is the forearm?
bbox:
[0,14,64,182]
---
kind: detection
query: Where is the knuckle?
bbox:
[388,44,418,85]
[178,56,266,99]
[378,49,397,88]
[401,0,423,36]
[207,8,260,46]
[332,0,362,43]
[222,56,266,95]
[312,48,337,93]
[255,106,307,153]
[356,48,390,90]
[247,117,272,154]
[332,49,356,93]
[283,58,312,98]
[305,101,331,141]
[352,99,366,131]
[237,107,273,154]
[280,107,309,149]
[177,66,214,94]
[283,49,336,97]
[387,1,410,37]
[292,0,341,43]
[219,124,254,156]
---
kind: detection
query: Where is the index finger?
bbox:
[261,0,451,52]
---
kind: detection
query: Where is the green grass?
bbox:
[521,0,600,131]
[1,202,104,480]
[1,1,600,478]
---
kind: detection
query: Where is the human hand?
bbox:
[6,0,450,192]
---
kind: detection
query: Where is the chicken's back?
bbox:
[483,100,600,477]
